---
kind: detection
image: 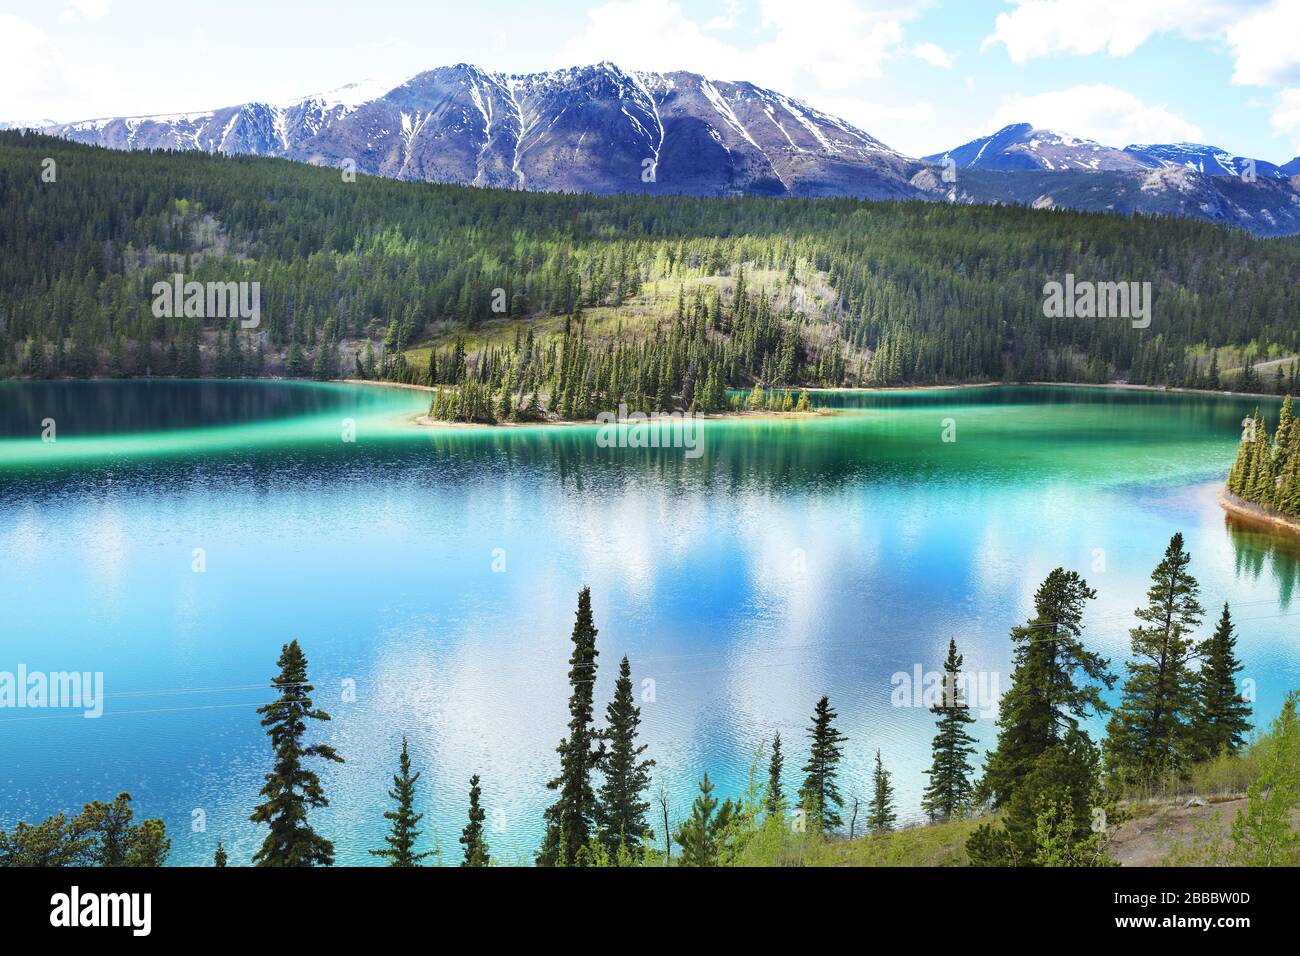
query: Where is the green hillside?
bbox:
[3,130,1299,399]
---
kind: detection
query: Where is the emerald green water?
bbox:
[0,381,1296,865]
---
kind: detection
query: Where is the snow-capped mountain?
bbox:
[25,67,1300,234]
[0,118,59,130]
[1123,142,1286,179]
[923,123,1149,172]
[43,63,924,200]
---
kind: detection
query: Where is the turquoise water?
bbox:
[0,381,1297,865]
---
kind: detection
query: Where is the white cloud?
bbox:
[703,0,743,31]
[1271,88,1300,153]
[559,0,923,89]
[913,42,953,69]
[0,15,116,121]
[990,84,1204,146]
[984,0,1269,64]
[1226,1,1300,85]
[59,0,112,24]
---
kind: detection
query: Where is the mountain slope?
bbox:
[1123,142,1285,179]
[46,63,923,200]
[35,65,1300,234]
[923,123,1150,172]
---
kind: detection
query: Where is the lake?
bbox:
[1,380,1297,865]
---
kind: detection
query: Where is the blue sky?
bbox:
[3,0,1300,160]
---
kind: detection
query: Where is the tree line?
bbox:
[5,533,1293,867]
[1228,395,1300,518]
[4,130,1300,394]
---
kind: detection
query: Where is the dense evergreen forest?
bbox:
[1228,396,1300,519]
[3,539,1295,867]
[3,130,1300,414]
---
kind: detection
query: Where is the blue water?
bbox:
[0,381,1296,864]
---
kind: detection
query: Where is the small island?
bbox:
[1222,395,1300,535]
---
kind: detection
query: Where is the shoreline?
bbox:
[1218,489,1300,539]
[340,379,834,429]
[341,376,1289,433]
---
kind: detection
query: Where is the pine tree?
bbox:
[214,841,227,867]
[1191,603,1252,759]
[1230,692,1299,866]
[597,656,655,854]
[249,640,343,867]
[460,774,490,867]
[672,772,736,866]
[765,731,785,818]
[981,568,1112,807]
[866,750,897,834]
[370,737,432,866]
[921,639,978,820]
[1105,533,1205,781]
[537,587,602,866]
[798,696,848,833]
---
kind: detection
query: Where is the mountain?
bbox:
[31,66,1300,235]
[922,123,1300,235]
[938,165,1300,237]
[0,119,59,130]
[44,62,924,200]
[1281,156,1300,176]
[922,123,1149,172]
[1123,142,1286,179]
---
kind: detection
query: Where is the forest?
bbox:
[1228,395,1300,520]
[3,130,1300,414]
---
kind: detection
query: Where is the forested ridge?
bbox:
[3,129,1299,400]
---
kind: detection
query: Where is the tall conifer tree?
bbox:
[370,737,432,866]
[460,774,490,867]
[867,750,897,834]
[921,639,978,820]
[766,731,785,818]
[537,587,602,866]
[1105,534,1205,780]
[1192,603,1252,759]
[798,696,847,833]
[249,640,343,867]
[981,568,1113,807]
[597,656,655,854]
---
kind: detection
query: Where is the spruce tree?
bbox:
[249,640,343,867]
[798,696,847,833]
[981,568,1113,807]
[214,841,227,867]
[766,731,785,818]
[370,737,432,866]
[597,656,655,854]
[921,639,978,820]
[1192,603,1252,759]
[460,774,490,867]
[866,750,897,834]
[1105,533,1205,781]
[672,772,736,866]
[537,587,602,866]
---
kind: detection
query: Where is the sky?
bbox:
[3,0,1300,161]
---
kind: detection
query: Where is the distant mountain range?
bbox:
[923,122,1293,180]
[13,64,1300,235]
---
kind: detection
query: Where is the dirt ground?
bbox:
[1109,797,1247,866]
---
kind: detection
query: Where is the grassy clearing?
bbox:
[800,817,984,867]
